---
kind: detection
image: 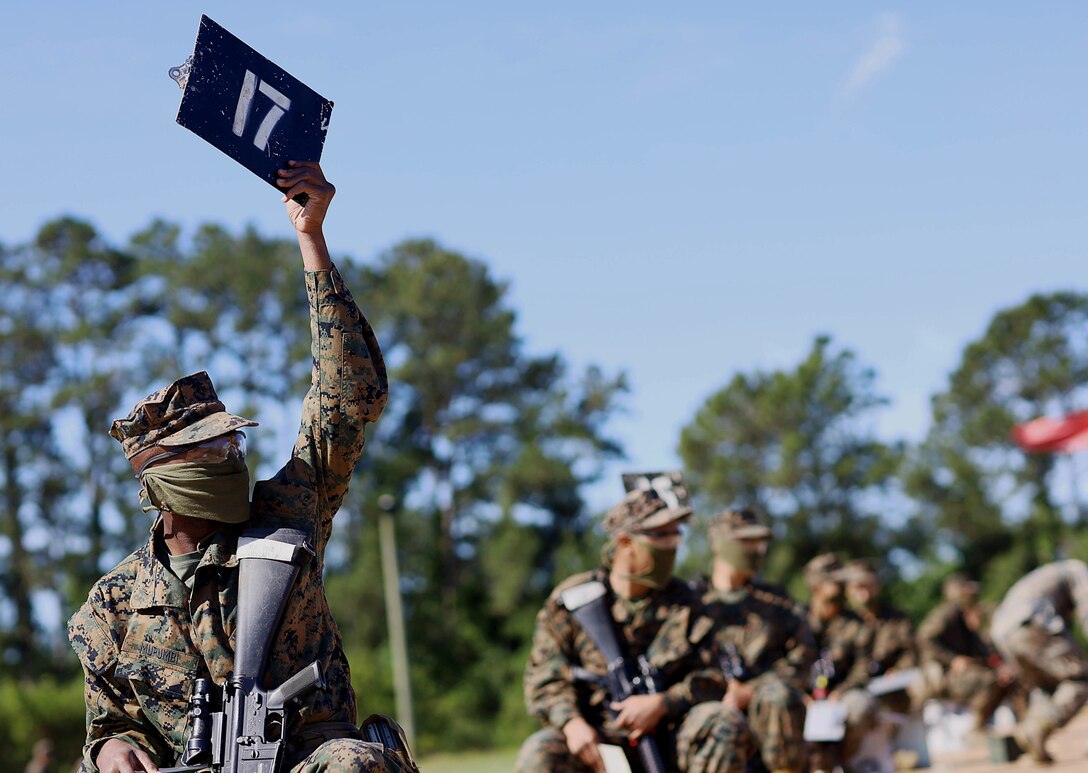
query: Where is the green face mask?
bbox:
[613,536,676,591]
[714,538,765,576]
[140,456,251,523]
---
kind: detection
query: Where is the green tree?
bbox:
[678,335,903,594]
[911,292,1088,589]
[0,239,71,673]
[326,238,626,751]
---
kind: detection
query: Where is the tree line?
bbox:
[0,217,1085,765]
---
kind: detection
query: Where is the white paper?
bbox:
[804,700,848,742]
[598,743,634,773]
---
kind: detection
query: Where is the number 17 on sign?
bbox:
[233,70,292,153]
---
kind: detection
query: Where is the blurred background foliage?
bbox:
[1,219,1087,768]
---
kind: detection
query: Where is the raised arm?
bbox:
[255,163,388,550]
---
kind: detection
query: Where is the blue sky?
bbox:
[3,3,1086,510]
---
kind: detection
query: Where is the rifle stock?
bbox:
[162,528,318,773]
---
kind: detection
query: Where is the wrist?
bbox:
[297,229,332,271]
[563,715,587,732]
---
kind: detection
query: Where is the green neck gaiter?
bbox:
[848,596,877,616]
[140,457,251,523]
[613,537,676,591]
[714,538,765,575]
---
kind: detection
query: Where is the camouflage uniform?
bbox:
[803,554,878,772]
[806,610,874,697]
[991,560,1088,754]
[515,489,752,773]
[67,267,398,772]
[917,596,1012,725]
[857,600,915,678]
[842,560,917,715]
[702,579,815,772]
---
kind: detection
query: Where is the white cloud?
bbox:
[841,13,905,98]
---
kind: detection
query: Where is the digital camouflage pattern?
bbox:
[602,488,693,537]
[991,560,1088,734]
[288,737,408,773]
[701,580,814,772]
[708,508,771,541]
[806,609,873,695]
[68,267,389,772]
[916,600,1012,723]
[805,609,879,770]
[109,370,259,459]
[991,559,1088,638]
[516,701,752,773]
[521,568,752,772]
[857,600,916,677]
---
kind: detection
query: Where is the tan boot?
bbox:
[1014,717,1054,765]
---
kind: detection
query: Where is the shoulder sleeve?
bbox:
[776,607,818,691]
[917,604,958,667]
[1069,562,1088,633]
[524,593,582,730]
[661,589,727,718]
[263,267,388,549]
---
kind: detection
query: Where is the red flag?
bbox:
[1012,410,1088,453]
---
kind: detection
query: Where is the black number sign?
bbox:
[173,15,334,198]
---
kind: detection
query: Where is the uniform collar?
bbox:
[131,538,189,610]
[130,523,240,610]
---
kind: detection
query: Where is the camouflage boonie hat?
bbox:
[603,488,692,537]
[942,572,980,603]
[710,508,772,540]
[840,558,879,583]
[109,371,258,464]
[804,552,846,586]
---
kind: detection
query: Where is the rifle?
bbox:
[719,642,749,684]
[559,581,667,773]
[161,527,323,773]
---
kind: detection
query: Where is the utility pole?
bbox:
[377,493,415,745]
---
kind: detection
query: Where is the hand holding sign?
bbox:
[277,161,335,235]
[171,16,334,206]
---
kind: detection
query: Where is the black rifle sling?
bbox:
[234,527,314,683]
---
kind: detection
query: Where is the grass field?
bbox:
[416,747,518,772]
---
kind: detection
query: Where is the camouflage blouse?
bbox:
[524,568,725,741]
[702,579,816,693]
[67,267,387,771]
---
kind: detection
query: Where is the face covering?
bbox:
[139,456,251,523]
[612,536,677,591]
[714,538,766,575]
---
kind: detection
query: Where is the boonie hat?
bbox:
[840,558,879,583]
[942,573,980,603]
[710,508,772,540]
[110,371,258,468]
[804,552,847,586]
